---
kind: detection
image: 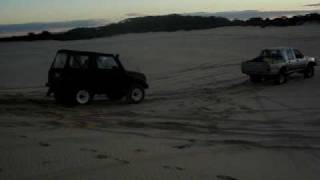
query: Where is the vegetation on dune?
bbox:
[1,13,320,42]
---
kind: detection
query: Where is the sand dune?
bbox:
[1,25,320,180]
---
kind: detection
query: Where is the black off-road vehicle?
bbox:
[46,49,149,105]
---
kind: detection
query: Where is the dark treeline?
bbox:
[1,13,320,42]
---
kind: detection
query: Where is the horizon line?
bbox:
[1,9,320,25]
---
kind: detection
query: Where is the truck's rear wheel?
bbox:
[250,75,262,83]
[304,65,315,78]
[126,85,145,104]
[274,70,287,85]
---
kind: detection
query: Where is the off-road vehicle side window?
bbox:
[69,54,90,69]
[53,53,68,68]
[96,56,118,69]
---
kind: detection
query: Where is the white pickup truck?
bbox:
[242,47,317,84]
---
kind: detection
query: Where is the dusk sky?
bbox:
[0,0,319,24]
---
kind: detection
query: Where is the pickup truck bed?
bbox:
[242,60,272,75]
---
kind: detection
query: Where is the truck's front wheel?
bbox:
[274,70,287,85]
[304,65,315,78]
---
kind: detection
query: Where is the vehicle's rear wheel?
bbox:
[304,65,315,78]
[274,70,287,85]
[126,84,145,104]
[74,89,92,105]
[250,75,262,83]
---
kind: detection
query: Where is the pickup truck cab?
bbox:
[46,49,149,105]
[242,47,317,84]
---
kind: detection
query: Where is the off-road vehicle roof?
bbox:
[57,49,117,57]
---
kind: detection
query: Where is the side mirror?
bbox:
[115,54,119,59]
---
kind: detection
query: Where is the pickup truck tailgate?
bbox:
[241,61,271,75]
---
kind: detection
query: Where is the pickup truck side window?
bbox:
[261,50,283,60]
[287,50,294,60]
[294,50,304,59]
[97,56,118,69]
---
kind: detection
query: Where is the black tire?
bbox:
[250,75,262,83]
[126,84,145,104]
[304,65,315,78]
[274,70,287,85]
[73,89,93,105]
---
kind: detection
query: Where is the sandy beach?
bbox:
[1,25,320,180]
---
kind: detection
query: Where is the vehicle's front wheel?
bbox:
[304,65,315,78]
[274,70,287,85]
[74,89,92,105]
[126,85,145,104]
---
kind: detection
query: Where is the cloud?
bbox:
[305,3,320,7]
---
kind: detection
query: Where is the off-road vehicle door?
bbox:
[94,55,126,93]
[67,53,92,88]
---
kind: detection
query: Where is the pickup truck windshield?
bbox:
[260,50,283,60]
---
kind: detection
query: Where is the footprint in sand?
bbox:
[42,161,51,165]
[39,142,50,147]
[134,148,146,153]
[216,175,238,180]
[173,144,192,149]
[95,154,109,159]
[95,154,130,164]
[88,149,130,164]
[114,158,130,164]
[80,148,98,153]
[162,165,185,171]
